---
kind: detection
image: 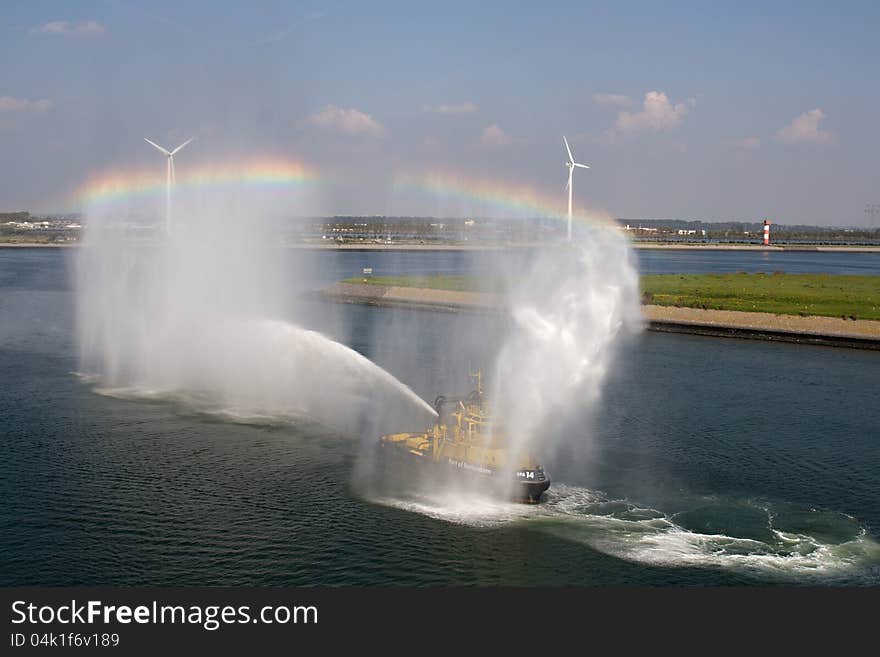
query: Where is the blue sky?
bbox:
[1,0,878,225]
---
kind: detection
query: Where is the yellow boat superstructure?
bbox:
[378,371,550,502]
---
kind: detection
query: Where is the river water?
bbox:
[2,247,879,585]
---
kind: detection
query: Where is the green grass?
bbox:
[0,234,66,244]
[342,272,880,320]
[641,273,880,320]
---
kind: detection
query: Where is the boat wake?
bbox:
[366,483,880,583]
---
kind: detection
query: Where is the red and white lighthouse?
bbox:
[763,219,771,246]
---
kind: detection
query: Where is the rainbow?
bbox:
[73,156,317,208]
[392,170,617,232]
[73,157,616,234]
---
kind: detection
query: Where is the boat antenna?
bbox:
[469,367,483,395]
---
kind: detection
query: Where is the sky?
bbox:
[1,0,878,226]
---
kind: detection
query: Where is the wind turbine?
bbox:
[144,137,193,234]
[563,136,589,242]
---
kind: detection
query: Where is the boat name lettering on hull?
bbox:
[447,458,493,476]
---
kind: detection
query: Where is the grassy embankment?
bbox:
[0,234,73,245]
[342,273,880,321]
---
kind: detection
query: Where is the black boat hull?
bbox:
[377,442,551,503]
[519,479,551,503]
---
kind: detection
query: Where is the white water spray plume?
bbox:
[353,216,643,503]
[76,186,435,435]
[492,228,643,485]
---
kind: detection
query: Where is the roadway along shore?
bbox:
[319,282,880,350]
[295,242,880,252]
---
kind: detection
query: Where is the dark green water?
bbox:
[2,248,879,585]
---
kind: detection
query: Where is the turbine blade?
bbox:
[170,157,176,185]
[565,169,572,190]
[171,137,193,156]
[574,163,590,169]
[144,138,171,156]
[563,135,574,163]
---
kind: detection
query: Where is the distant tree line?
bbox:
[615,218,879,242]
[0,211,31,222]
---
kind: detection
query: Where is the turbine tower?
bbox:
[144,137,193,234]
[563,136,589,242]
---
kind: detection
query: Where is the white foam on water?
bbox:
[583,522,880,580]
[369,482,880,581]
[366,490,542,528]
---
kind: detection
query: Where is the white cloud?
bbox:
[615,91,692,134]
[307,105,386,137]
[0,96,52,112]
[774,109,836,145]
[592,93,631,108]
[480,124,511,146]
[423,102,478,115]
[734,136,761,149]
[31,21,106,36]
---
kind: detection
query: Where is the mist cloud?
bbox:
[775,109,836,145]
[423,102,478,114]
[593,93,631,108]
[307,105,387,137]
[0,96,52,112]
[615,91,692,134]
[30,21,106,36]
[480,123,511,146]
